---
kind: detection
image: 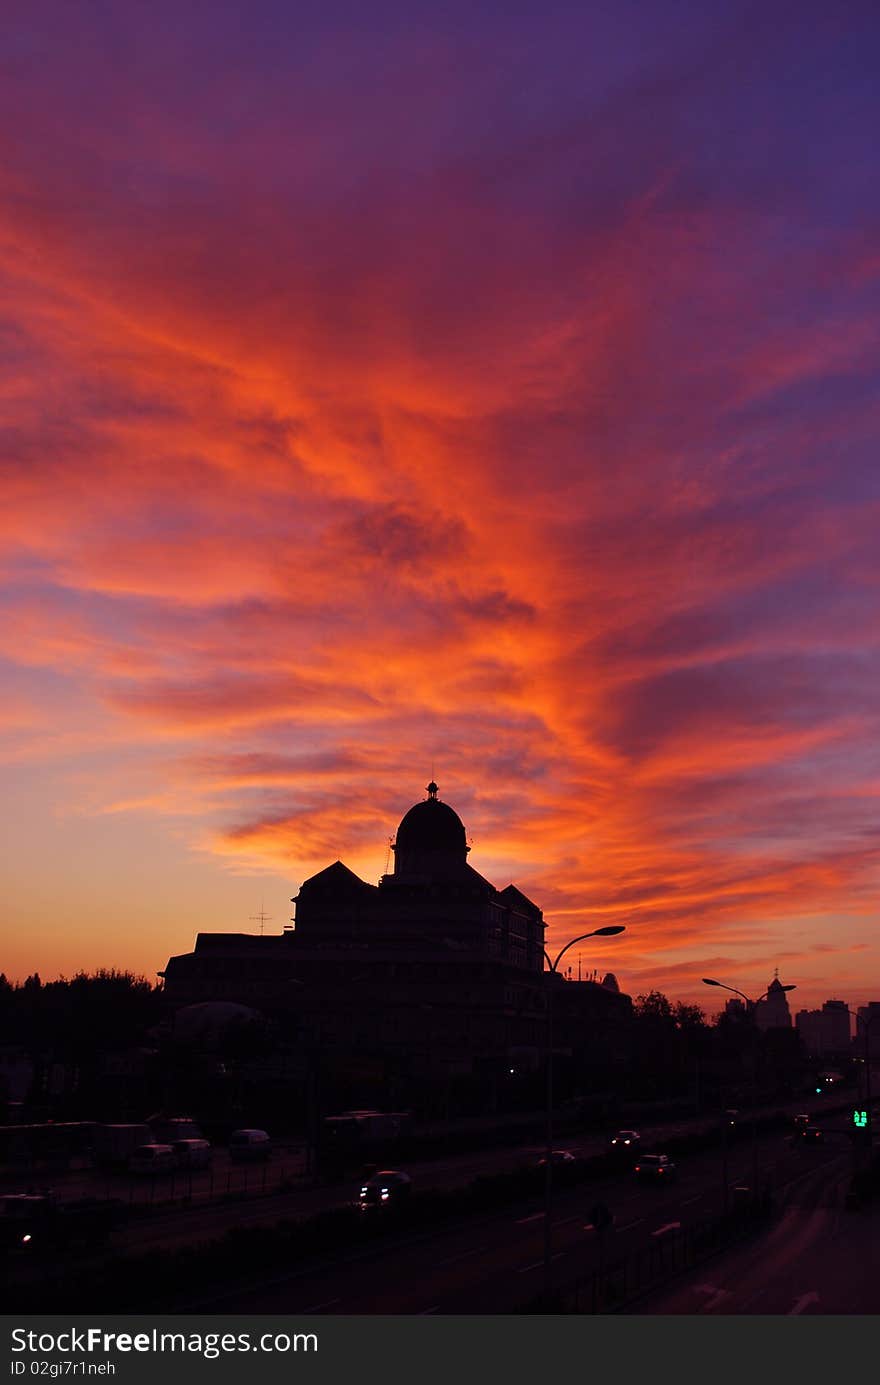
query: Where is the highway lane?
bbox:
[24,1093,847,1259]
[624,1148,871,1314]
[188,1125,853,1313]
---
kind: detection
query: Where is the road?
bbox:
[181,1119,855,1313]
[623,1150,880,1314]
[3,1094,846,1262]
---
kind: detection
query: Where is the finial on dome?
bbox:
[426,780,439,799]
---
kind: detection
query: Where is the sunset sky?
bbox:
[2,0,879,1011]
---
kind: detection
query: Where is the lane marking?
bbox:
[682,1194,703,1205]
[695,1284,731,1313]
[301,1298,341,1313]
[554,1214,584,1227]
[437,1247,484,1267]
[517,1252,565,1274]
[515,1212,545,1224]
[652,1221,681,1237]
[420,1306,440,1315]
[616,1218,644,1233]
[789,1291,820,1315]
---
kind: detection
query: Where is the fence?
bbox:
[5,1155,311,1212]
[552,1198,776,1314]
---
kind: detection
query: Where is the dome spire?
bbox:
[427,780,439,800]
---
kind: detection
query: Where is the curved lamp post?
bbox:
[702,977,796,1199]
[542,925,625,1300]
[828,1006,875,1170]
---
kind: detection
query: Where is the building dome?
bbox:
[391,782,469,879]
[395,792,467,853]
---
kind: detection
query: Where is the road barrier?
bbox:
[522,1195,777,1315]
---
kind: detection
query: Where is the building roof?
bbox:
[297,860,378,897]
[394,788,468,853]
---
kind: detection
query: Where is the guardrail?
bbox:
[522,1196,777,1315]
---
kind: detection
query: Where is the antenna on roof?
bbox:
[249,900,273,936]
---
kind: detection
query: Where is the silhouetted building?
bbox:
[795,1000,851,1057]
[160,784,632,1095]
[856,1002,880,1058]
[754,977,793,1031]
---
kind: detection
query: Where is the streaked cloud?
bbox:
[1,0,879,1003]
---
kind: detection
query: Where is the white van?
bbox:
[228,1129,271,1163]
[170,1138,212,1170]
[129,1143,176,1175]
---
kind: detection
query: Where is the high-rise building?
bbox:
[796,1000,851,1056]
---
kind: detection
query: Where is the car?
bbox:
[610,1130,641,1150]
[358,1169,412,1210]
[536,1149,578,1167]
[170,1138,212,1170]
[797,1125,824,1144]
[228,1129,272,1163]
[633,1153,677,1182]
[129,1143,176,1175]
[792,1113,811,1128]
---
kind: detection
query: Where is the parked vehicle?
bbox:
[229,1129,272,1163]
[320,1111,411,1177]
[129,1143,176,1175]
[92,1124,152,1169]
[149,1117,203,1145]
[170,1138,212,1170]
[792,1113,811,1128]
[634,1153,677,1182]
[358,1169,412,1210]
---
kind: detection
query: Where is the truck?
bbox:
[327,1111,411,1142]
[92,1123,152,1168]
[148,1116,204,1145]
[319,1110,412,1176]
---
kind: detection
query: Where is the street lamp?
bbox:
[542,925,625,1301]
[829,1007,875,1165]
[702,977,796,1202]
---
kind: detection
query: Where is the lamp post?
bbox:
[702,978,796,1202]
[834,1007,875,1170]
[856,1012,874,1119]
[542,925,625,1302]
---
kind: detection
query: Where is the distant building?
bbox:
[754,977,793,1031]
[795,1000,851,1057]
[856,1002,880,1058]
[160,784,632,1092]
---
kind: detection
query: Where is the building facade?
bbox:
[795,1000,852,1057]
[160,784,632,1100]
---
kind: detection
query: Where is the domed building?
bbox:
[160,784,631,1104]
